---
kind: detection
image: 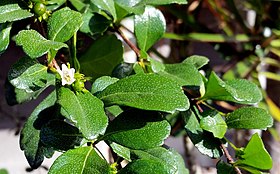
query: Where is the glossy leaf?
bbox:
[0,0,33,23]
[183,55,209,69]
[182,110,223,158]
[114,0,145,14]
[69,0,87,11]
[226,107,273,130]
[49,146,111,174]
[8,57,55,93]
[57,87,108,140]
[15,30,67,59]
[235,133,272,170]
[134,6,166,51]
[202,71,262,104]
[112,62,134,79]
[91,76,119,94]
[40,120,82,151]
[0,23,12,54]
[91,0,117,20]
[147,0,188,5]
[110,142,131,161]
[20,91,57,169]
[200,110,227,139]
[97,73,189,113]
[104,109,171,150]
[216,160,235,174]
[47,7,83,42]
[132,147,189,174]
[80,35,123,80]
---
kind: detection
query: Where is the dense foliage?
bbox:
[0,0,275,173]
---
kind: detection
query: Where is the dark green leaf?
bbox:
[200,110,227,139]
[0,23,12,54]
[15,30,67,59]
[134,6,166,51]
[183,55,209,69]
[20,91,57,169]
[202,72,262,104]
[80,12,111,36]
[182,110,223,158]
[119,159,169,174]
[115,0,145,14]
[104,109,171,150]
[216,160,235,174]
[226,107,273,130]
[57,87,108,140]
[47,7,83,42]
[0,0,33,23]
[49,146,111,174]
[46,0,67,10]
[40,120,82,151]
[146,0,188,5]
[235,133,272,170]
[80,35,123,80]
[110,142,131,161]
[91,76,119,94]
[97,73,189,113]
[91,0,117,20]
[112,62,134,79]
[132,147,189,174]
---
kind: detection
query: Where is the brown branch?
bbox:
[116,27,141,58]
[220,143,242,174]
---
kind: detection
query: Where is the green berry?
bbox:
[33,3,46,16]
[73,80,85,92]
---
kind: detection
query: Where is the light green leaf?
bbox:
[104,109,171,150]
[80,35,123,80]
[226,107,273,130]
[202,71,262,104]
[200,110,227,139]
[48,7,83,42]
[15,30,67,59]
[134,6,166,51]
[132,147,189,174]
[91,76,119,94]
[114,0,145,14]
[49,146,110,174]
[0,169,8,174]
[182,109,223,158]
[0,23,12,54]
[20,91,56,169]
[97,73,189,113]
[8,57,55,93]
[40,120,82,151]
[68,0,87,11]
[183,55,209,69]
[0,0,33,23]
[110,142,131,161]
[57,87,108,140]
[91,0,117,20]
[148,56,165,73]
[235,133,272,170]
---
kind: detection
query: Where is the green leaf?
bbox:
[0,169,8,174]
[15,30,67,59]
[57,87,108,140]
[216,160,235,174]
[119,159,169,174]
[80,35,123,80]
[200,110,227,139]
[235,133,272,170]
[182,109,223,158]
[183,55,209,69]
[91,0,117,20]
[97,73,189,113]
[202,71,262,104]
[0,0,33,23]
[134,6,166,51]
[110,142,131,161]
[131,147,189,174]
[91,76,119,94]
[8,57,55,93]
[148,56,165,73]
[49,146,111,174]
[104,109,171,150]
[147,0,188,5]
[80,12,111,36]
[112,62,134,79]
[226,107,273,130]
[47,7,83,42]
[114,0,145,14]
[20,91,57,169]
[0,23,12,54]
[40,120,82,151]
[69,0,87,11]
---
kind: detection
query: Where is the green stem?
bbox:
[71,32,80,72]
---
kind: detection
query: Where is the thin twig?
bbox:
[220,143,242,174]
[116,27,141,58]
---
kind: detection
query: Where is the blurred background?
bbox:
[1,0,280,173]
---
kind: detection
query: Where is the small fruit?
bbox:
[72,80,85,92]
[33,3,46,16]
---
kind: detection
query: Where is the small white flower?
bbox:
[57,64,76,86]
